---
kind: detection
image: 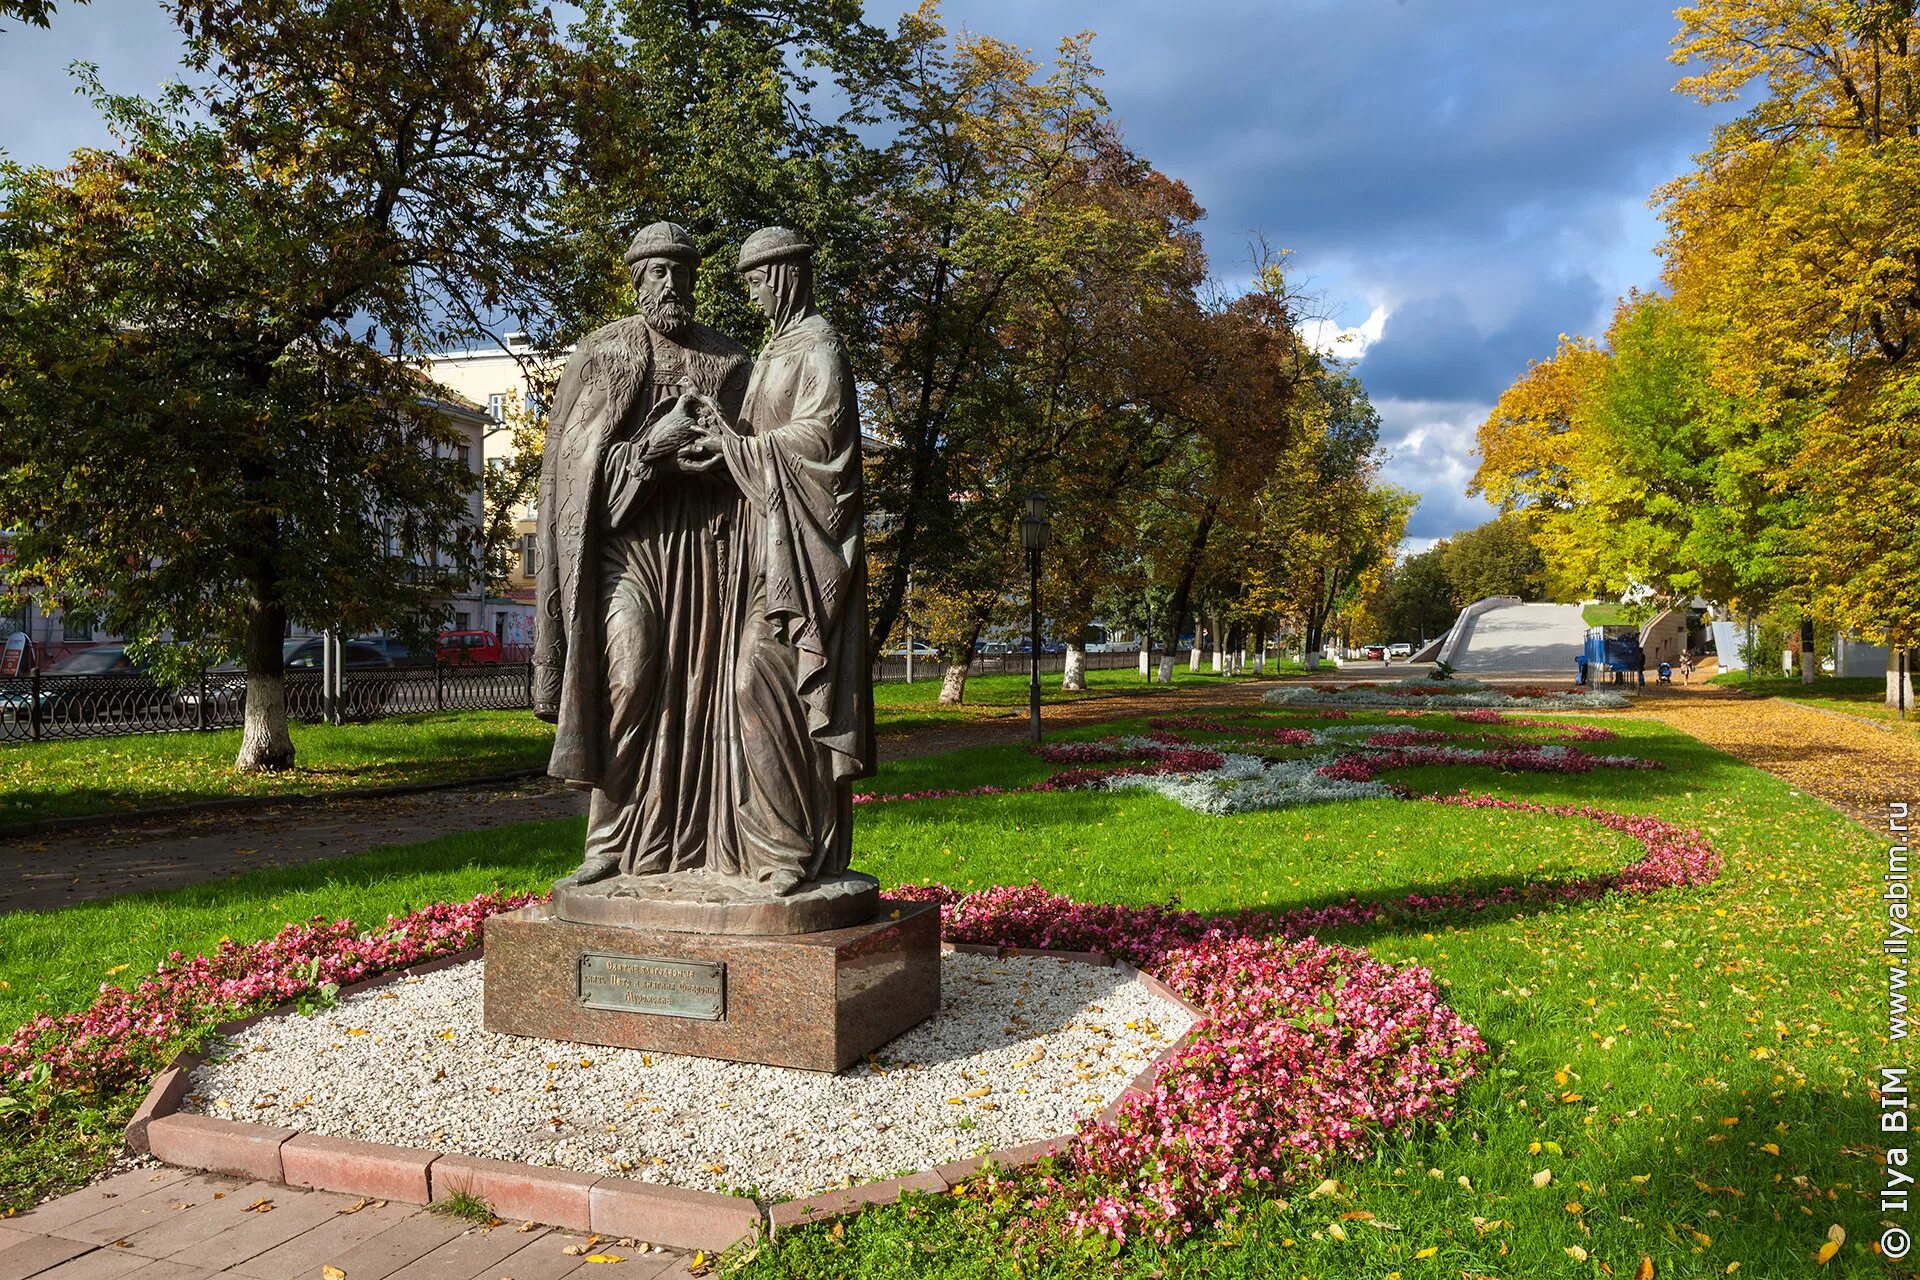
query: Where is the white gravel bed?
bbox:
[184,952,1192,1199]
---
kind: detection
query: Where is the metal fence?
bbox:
[870,648,1184,683]
[1,647,1202,744]
[0,663,535,744]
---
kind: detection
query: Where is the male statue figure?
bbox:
[533,222,753,886]
[692,227,876,894]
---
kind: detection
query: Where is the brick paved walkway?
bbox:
[1,1168,701,1280]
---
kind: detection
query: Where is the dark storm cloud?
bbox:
[1356,273,1607,402]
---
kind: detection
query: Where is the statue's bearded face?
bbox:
[632,257,693,337]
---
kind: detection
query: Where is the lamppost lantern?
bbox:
[1025,490,1050,523]
[1019,512,1051,552]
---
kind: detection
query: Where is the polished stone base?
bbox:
[552,870,880,936]
[481,900,940,1073]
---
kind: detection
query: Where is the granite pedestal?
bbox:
[482,899,940,1073]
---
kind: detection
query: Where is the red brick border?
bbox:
[126,943,1198,1252]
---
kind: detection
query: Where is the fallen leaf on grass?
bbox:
[1532,1169,1553,1188]
[1566,1246,1589,1261]
[1634,1259,1655,1280]
[1815,1241,1839,1264]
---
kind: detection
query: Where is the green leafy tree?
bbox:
[1441,514,1548,604]
[1380,545,1458,645]
[0,0,573,771]
[0,0,78,29]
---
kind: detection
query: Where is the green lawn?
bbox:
[0,711,556,827]
[0,668,1288,828]
[1582,601,1631,626]
[1708,672,1916,736]
[0,705,1885,1276]
[868,663,1284,735]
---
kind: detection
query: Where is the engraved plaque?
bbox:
[578,952,725,1020]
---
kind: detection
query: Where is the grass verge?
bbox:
[0,711,555,828]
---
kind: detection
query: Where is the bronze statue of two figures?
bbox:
[534,222,877,935]
[483,224,937,1073]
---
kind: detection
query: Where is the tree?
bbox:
[1661,0,1919,667]
[557,0,897,347]
[858,13,1116,661]
[0,0,80,29]
[1244,368,1405,660]
[1379,545,1458,645]
[1441,515,1547,604]
[0,0,573,770]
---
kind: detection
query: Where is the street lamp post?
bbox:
[1019,491,1051,744]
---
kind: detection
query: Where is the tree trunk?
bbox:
[235,597,294,772]
[1800,618,1816,684]
[938,660,970,705]
[1138,645,1151,679]
[1062,642,1087,691]
[1161,504,1216,687]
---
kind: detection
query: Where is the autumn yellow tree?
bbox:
[1662,0,1920,655]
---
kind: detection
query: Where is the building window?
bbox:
[453,611,470,630]
[457,444,472,469]
[521,534,537,576]
[486,393,509,423]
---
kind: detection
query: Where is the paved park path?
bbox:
[1450,600,1588,674]
[0,1166,703,1280]
[0,681,1279,915]
[1625,682,1920,829]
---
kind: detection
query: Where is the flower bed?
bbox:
[0,893,534,1105]
[888,883,1485,1242]
[1316,742,1663,784]
[1267,683,1630,711]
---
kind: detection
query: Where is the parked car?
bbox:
[1388,642,1413,658]
[437,629,503,665]
[975,640,1013,657]
[357,635,432,667]
[1,644,166,725]
[882,640,939,659]
[1362,644,1386,660]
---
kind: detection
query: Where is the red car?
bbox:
[437,629,503,665]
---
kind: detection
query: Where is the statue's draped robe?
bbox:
[717,312,876,884]
[533,316,752,874]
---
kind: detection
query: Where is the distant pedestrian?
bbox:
[1679,651,1694,686]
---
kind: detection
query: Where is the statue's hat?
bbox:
[623,222,700,266]
[736,226,814,272]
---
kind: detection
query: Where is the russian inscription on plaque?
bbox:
[579,953,725,1020]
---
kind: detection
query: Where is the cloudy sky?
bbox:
[0,0,1741,549]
